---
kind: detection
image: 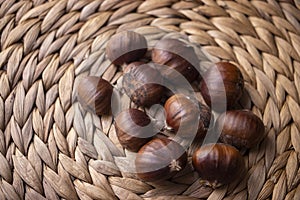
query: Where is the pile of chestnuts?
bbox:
[77,30,266,187]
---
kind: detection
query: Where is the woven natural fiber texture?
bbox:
[0,0,300,199]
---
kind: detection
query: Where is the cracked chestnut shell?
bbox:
[106,31,148,65]
[135,137,187,182]
[152,38,200,83]
[200,62,244,111]
[216,110,265,149]
[192,143,246,187]
[115,108,157,152]
[77,76,113,115]
[122,62,165,107]
[164,94,212,141]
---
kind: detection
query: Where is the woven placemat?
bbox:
[0,0,300,199]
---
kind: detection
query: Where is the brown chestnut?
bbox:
[216,110,265,149]
[106,31,147,65]
[152,38,200,83]
[135,137,187,182]
[122,62,165,107]
[192,143,245,187]
[77,76,113,115]
[164,94,212,141]
[200,62,244,111]
[115,108,158,152]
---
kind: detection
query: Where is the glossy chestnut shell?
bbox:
[192,143,245,186]
[106,31,148,65]
[77,76,113,115]
[200,62,244,111]
[115,108,157,152]
[135,137,187,182]
[216,110,265,149]
[164,94,212,140]
[122,62,165,107]
[152,38,200,83]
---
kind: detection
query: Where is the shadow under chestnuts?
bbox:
[75,30,268,188]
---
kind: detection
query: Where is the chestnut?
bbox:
[152,38,200,83]
[216,110,265,149]
[106,31,148,65]
[200,62,244,112]
[77,76,113,115]
[122,62,165,107]
[135,137,187,182]
[115,108,158,152]
[192,143,246,187]
[164,94,212,141]
[122,61,144,73]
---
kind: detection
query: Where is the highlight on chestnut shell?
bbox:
[216,110,265,149]
[122,62,165,107]
[192,143,246,187]
[135,137,187,182]
[77,76,113,115]
[200,62,244,112]
[106,31,148,65]
[152,38,200,84]
[115,108,158,152]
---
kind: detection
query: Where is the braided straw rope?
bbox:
[0,0,300,199]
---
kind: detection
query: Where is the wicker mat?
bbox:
[0,0,300,199]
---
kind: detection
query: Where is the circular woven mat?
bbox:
[0,0,300,199]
